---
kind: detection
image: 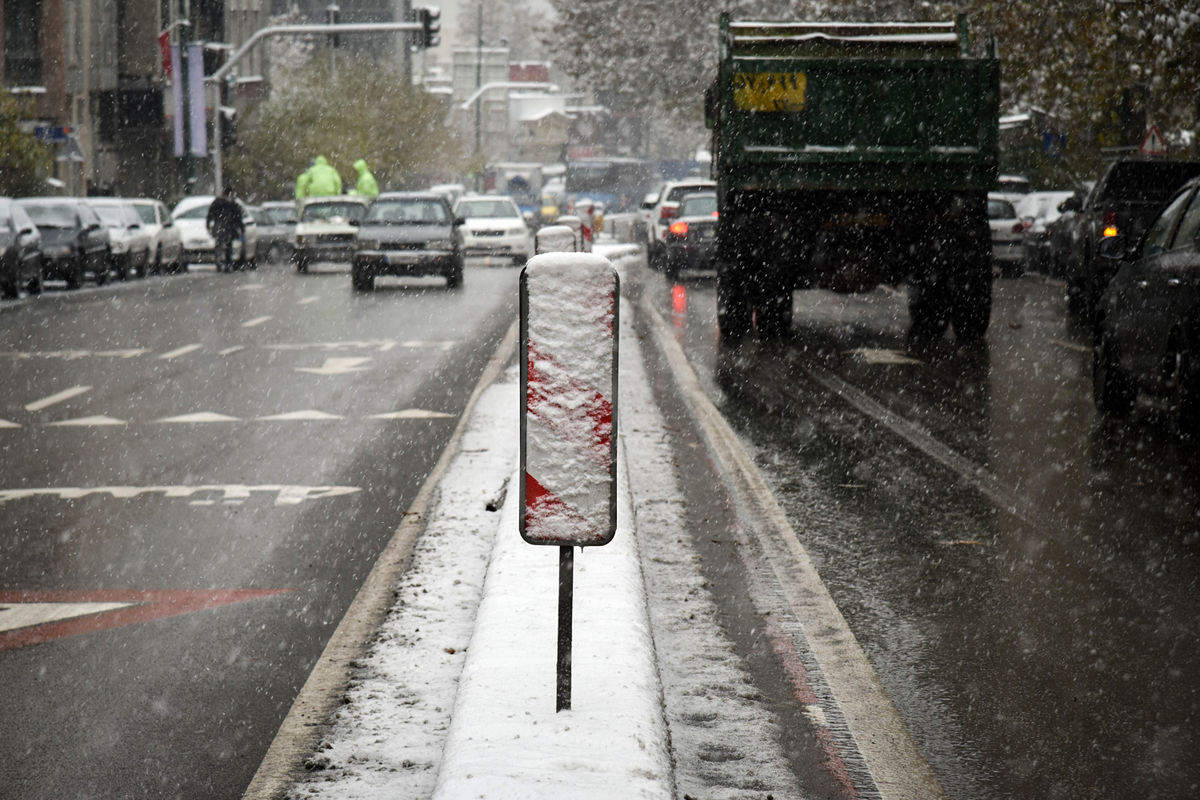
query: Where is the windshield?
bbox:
[132,203,157,225]
[364,199,449,224]
[456,199,520,219]
[301,202,367,223]
[175,204,210,221]
[21,202,77,228]
[263,206,295,224]
[988,198,1016,219]
[91,205,126,226]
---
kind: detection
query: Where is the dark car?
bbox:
[1063,159,1200,318]
[255,201,297,263]
[17,197,109,289]
[662,191,718,279]
[1093,176,1200,435]
[1045,183,1093,277]
[351,192,464,291]
[0,198,43,298]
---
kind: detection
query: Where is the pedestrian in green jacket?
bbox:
[306,155,343,197]
[352,159,380,199]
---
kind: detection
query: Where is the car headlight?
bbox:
[510,227,527,236]
[427,239,453,250]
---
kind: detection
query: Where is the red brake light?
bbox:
[660,205,678,221]
[668,221,689,236]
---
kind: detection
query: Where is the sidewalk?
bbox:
[267,244,834,800]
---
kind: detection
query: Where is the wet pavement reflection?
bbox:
[637,266,1200,800]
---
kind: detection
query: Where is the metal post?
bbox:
[178,0,194,193]
[327,5,340,82]
[557,545,573,712]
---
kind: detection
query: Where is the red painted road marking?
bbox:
[0,589,289,651]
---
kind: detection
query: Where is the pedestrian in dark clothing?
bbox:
[207,188,245,272]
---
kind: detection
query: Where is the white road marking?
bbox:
[238,283,267,290]
[158,344,203,360]
[370,409,454,419]
[0,419,21,429]
[156,412,241,423]
[219,346,246,356]
[295,357,371,375]
[1054,338,1091,353]
[25,385,92,412]
[297,295,321,305]
[241,315,273,328]
[48,415,126,426]
[0,349,147,360]
[257,410,344,421]
[845,348,923,365]
[0,485,360,506]
[0,602,135,633]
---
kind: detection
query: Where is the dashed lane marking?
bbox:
[0,601,134,633]
[370,409,454,419]
[156,412,241,423]
[219,345,246,356]
[257,410,343,421]
[48,415,125,426]
[295,357,371,375]
[242,315,273,328]
[297,295,321,305]
[0,349,148,360]
[0,419,21,429]
[158,343,203,360]
[25,385,92,411]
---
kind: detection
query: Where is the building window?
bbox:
[4,0,43,86]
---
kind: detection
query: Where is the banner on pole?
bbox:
[187,44,207,157]
[520,253,619,547]
[171,44,185,157]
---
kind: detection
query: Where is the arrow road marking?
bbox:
[295,357,371,375]
[0,485,361,506]
[25,385,92,411]
[0,601,134,633]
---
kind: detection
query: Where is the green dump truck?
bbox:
[705,14,1000,341]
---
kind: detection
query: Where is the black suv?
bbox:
[351,193,464,291]
[1063,159,1200,318]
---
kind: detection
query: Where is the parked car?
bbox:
[351,192,464,291]
[86,198,151,279]
[1092,175,1200,435]
[129,198,185,274]
[1063,159,1200,318]
[662,191,718,279]
[987,194,1026,277]
[641,178,716,270]
[453,195,533,265]
[0,197,43,298]
[1015,190,1075,275]
[17,197,109,288]
[993,173,1032,204]
[255,201,297,263]
[292,196,369,272]
[171,195,259,268]
[1045,183,1093,278]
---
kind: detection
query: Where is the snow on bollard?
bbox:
[535,224,578,254]
[520,251,619,711]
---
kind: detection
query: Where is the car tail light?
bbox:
[660,205,678,221]
[1012,220,1031,234]
[1102,210,1118,237]
[668,221,689,236]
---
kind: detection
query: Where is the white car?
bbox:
[453,195,533,265]
[641,179,716,270]
[171,195,259,268]
[292,196,370,272]
[987,194,1026,277]
[85,198,152,280]
[129,198,185,274]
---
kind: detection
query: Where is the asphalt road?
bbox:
[629,261,1200,800]
[0,261,518,800]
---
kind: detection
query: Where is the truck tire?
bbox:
[908,271,950,342]
[755,289,793,340]
[716,269,752,341]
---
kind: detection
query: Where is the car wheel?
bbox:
[294,253,309,273]
[351,266,374,292]
[26,261,43,295]
[445,262,464,289]
[65,257,84,290]
[151,247,163,276]
[93,256,108,286]
[1093,329,1135,418]
[1,272,18,299]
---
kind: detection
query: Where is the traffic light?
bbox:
[417,6,441,49]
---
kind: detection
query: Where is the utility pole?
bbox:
[327,4,340,82]
[475,1,483,169]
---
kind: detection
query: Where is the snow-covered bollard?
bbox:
[520,252,619,711]
[535,224,578,254]
[553,215,589,252]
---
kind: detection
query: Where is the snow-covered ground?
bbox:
[282,244,807,799]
